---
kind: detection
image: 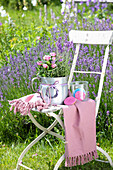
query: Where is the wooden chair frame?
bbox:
[68,30,113,117]
[54,30,113,169]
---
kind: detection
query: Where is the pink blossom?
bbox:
[50,52,56,57]
[43,64,48,68]
[43,55,51,61]
[52,64,57,68]
[52,57,56,61]
[36,36,40,40]
[32,153,38,157]
[37,61,42,66]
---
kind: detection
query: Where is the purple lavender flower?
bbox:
[25,37,28,40]
[0,103,2,107]
[59,59,63,62]
[106,111,110,116]
[77,9,81,13]
[93,0,97,3]
[105,103,107,107]
[86,0,91,6]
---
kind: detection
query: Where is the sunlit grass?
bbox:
[0,138,113,170]
[0,5,62,26]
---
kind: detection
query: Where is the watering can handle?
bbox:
[31,77,51,105]
[40,86,51,105]
[31,77,41,93]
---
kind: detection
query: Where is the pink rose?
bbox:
[43,55,51,61]
[43,64,48,68]
[52,57,56,61]
[50,52,56,57]
[51,64,57,68]
[37,61,42,66]
[36,36,40,40]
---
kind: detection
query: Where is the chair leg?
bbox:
[16,132,46,169]
[96,146,113,167]
[53,146,113,170]
[54,154,65,170]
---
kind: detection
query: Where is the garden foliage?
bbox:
[0,0,61,9]
[0,1,113,143]
[36,50,72,77]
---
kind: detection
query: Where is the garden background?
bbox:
[0,0,113,169]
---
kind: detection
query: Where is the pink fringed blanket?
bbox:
[63,99,98,167]
[8,93,48,115]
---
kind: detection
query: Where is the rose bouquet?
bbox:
[36,52,71,77]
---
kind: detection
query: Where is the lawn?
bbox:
[0,139,113,170]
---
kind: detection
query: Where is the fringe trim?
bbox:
[65,149,98,167]
[9,98,49,116]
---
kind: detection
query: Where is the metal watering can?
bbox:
[32,76,68,105]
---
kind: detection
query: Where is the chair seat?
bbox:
[32,105,68,113]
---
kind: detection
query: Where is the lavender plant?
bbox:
[36,43,72,77]
[0,2,113,143]
[0,35,73,143]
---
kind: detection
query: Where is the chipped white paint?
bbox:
[69,30,113,45]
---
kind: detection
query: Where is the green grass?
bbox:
[0,5,62,62]
[0,138,113,170]
[1,5,62,26]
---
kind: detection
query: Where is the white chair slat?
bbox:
[73,71,102,74]
[74,0,113,3]
[69,30,113,45]
[68,30,113,117]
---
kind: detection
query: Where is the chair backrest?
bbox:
[68,30,113,117]
[74,0,113,3]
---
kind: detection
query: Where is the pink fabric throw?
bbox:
[8,93,48,116]
[63,99,98,167]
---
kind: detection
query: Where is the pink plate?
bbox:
[64,96,77,105]
[75,91,85,101]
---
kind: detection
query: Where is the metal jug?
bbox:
[32,76,68,105]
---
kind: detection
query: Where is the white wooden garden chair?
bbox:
[54,30,113,169]
[16,30,113,170]
[74,0,113,2]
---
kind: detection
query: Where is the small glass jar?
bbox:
[70,81,88,101]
